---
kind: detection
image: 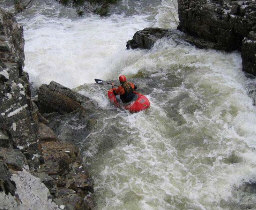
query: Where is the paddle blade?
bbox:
[95,79,104,85]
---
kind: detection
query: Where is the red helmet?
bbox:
[119,75,127,83]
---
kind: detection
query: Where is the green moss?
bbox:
[131,71,148,78]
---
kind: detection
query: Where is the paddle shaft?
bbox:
[95,79,118,87]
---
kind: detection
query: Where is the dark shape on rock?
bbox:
[39,141,79,175]
[0,161,16,196]
[0,129,12,148]
[38,123,57,142]
[0,148,27,171]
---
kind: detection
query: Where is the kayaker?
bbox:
[112,75,137,103]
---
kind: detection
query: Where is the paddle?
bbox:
[95,79,118,87]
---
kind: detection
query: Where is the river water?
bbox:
[2,0,256,209]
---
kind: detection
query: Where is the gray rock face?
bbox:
[0,8,38,148]
[0,8,94,209]
[177,0,256,75]
[0,7,37,202]
[127,1,256,76]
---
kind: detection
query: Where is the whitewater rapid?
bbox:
[2,0,256,209]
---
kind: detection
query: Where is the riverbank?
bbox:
[0,8,94,210]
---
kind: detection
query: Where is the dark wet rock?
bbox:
[0,8,38,149]
[0,148,27,171]
[177,0,256,75]
[37,81,98,146]
[0,7,94,209]
[37,139,94,209]
[54,194,87,210]
[0,161,16,196]
[38,123,57,142]
[66,171,94,193]
[240,182,256,194]
[57,0,119,16]
[127,28,169,50]
[128,1,256,75]
[46,110,97,145]
[39,141,79,175]
[37,81,95,114]
[126,27,224,50]
[38,84,83,114]
[230,181,256,209]
[241,34,256,76]
[0,129,12,148]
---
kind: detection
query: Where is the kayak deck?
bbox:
[108,89,150,113]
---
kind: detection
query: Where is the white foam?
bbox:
[22,13,150,88]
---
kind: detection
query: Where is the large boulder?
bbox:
[37,81,95,114]
[127,28,169,50]
[126,27,224,50]
[177,0,256,75]
[128,1,256,76]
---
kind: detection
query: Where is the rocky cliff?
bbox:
[0,8,94,210]
[177,0,256,75]
[127,0,256,76]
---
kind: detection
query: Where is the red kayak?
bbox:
[108,89,150,113]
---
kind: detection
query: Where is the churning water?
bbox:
[2,0,256,209]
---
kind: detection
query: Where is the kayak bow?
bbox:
[108,88,150,113]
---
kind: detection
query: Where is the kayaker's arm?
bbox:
[129,82,137,90]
